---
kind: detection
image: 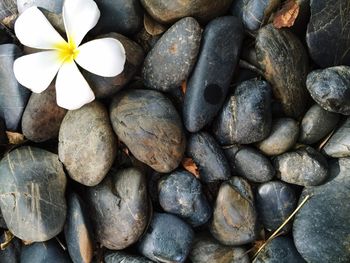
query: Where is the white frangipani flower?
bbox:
[13,0,126,110]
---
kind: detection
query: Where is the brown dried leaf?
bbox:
[0,230,14,250]
[144,14,167,36]
[273,0,300,29]
[181,80,187,95]
[6,131,25,145]
[22,240,33,246]
[182,157,200,178]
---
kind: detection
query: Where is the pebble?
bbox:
[323,117,350,157]
[140,0,233,24]
[183,16,243,132]
[299,104,340,144]
[59,101,117,186]
[105,251,153,263]
[256,24,309,118]
[110,89,186,173]
[256,118,299,156]
[0,232,21,263]
[213,80,272,144]
[0,44,30,131]
[137,213,194,263]
[85,168,149,250]
[158,170,212,227]
[142,17,202,92]
[64,193,94,263]
[223,144,241,173]
[187,132,231,183]
[306,66,350,115]
[22,84,67,143]
[0,146,66,242]
[274,146,328,186]
[210,177,257,245]
[256,181,297,233]
[306,0,350,67]
[17,0,63,14]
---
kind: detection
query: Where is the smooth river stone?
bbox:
[85,168,148,250]
[0,232,21,263]
[213,80,272,144]
[189,233,250,263]
[64,193,94,263]
[83,33,144,99]
[187,132,231,183]
[140,0,233,24]
[142,17,201,92]
[0,146,66,242]
[299,104,340,144]
[22,84,67,142]
[0,44,30,131]
[257,118,299,156]
[105,252,153,263]
[183,16,243,132]
[274,146,328,186]
[256,181,297,233]
[293,161,350,262]
[323,117,350,157]
[110,89,186,173]
[306,0,350,67]
[306,66,350,115]
[59,102,116,186]
[256,24,309,118]
[138,213,194,263]
[211,177,257,246]
[17,0,63,13]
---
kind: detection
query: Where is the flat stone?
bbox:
[183,16,243,132]
[323,117,350,157]
[110,89,186,173]
[105,252,153,263]
[306,66,350,115]
[0,146,66,242]
[213,80,272,144]
[85,168,149,250]
[143,17,201,92]
[256,24,309,118]
[138,213,194,263]
[299,104,340,144]
[306,0,350,67]
[59,101,117,186]
[187,132,231,183]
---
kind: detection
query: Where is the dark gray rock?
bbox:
[0,232,21,263]
[110,89,186,173]
[253,237,305,263]
[142,17,201,92]
[0,44,30,131]
[187,132,231,183]
[257,118,299,156]
[256,24,309,118]
[138,213,194,263]
[158,170,211,227]
[306,66,350,115]
[274,146,328,186]
[299,104,340,144]
[306,0,350,67]
[17,0,63,14]
[323,117,350,157]
[256,181,297,233]
[59,101,117,186]
[211,177,257,245]
[183,16,243,132]
[213,80,272,144]
[85,168,148,250]
[105,251,153,263]
[64,193,94,263]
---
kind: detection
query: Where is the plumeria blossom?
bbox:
[13,0,126,110]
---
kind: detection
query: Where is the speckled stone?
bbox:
[323,117,350,157]
[105,251,153,263]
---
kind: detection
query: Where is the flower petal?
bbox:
[75,38,126,77]
[13,51,62,93]
[55,62,95,110]
[14,7,65,49]
[63,0,100,46]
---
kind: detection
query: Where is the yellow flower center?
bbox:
[55,39,79,63]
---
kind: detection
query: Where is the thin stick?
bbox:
[318,129,336,151]
[55,237,66,251]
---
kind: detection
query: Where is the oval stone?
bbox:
[323,117,350,157]
[105,252,153,263]
[110,89,186,173]
[143,17,201,92]
[0,146,66,242]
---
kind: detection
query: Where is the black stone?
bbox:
[143,17,201,92]
[158,170,212,227]
[299,104,340,144]
[183,16,243,132]
[105,251,153,263]
[223,144,241,173]
[323,117,350,157]
[187,132,231,183]
[306,66,350,115]
[137,213,194,263]
[213,80,272,145]
[256,181,297,233]
[0,146,67,242]
[0,232,21,263]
